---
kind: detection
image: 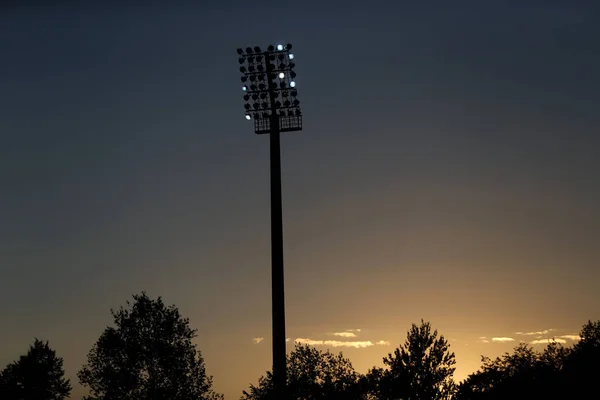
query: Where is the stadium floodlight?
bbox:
[235,43,304,400]
[237,44,302,133]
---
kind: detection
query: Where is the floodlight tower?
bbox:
[237,43,302,399]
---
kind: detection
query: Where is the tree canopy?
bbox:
[242,321,457,400]
[241,343,365,400]
[375,320,456,400]
[0,338,71,400]
[456,320,600,400]
[77,292,223,400]
[455,342,567,400]
[3,292,598,400]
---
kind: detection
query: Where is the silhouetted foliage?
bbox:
[0,338,71,400]
[456,320,600,400]
[241,343,366,400]
[78,292,223,400]
[376,320,456,400]
[360,367,386,400]
[455,342,568,400]
[560,319,600,399]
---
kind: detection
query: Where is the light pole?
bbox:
[236,43,302,399]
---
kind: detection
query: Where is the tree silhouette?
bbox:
[377,320,456,400]
[77,292,223,400]
[241,343,366,400]
[455,321,600,400]
[455,342,565,399]
[0,338,71,400]
[360,366,387,400]
[561,319,600,399]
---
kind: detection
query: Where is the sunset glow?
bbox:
[1,2,598,399]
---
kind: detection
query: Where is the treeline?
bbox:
[1,292,598,400]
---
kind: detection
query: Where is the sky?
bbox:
[1,1,599,398]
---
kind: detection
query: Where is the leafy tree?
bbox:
[0,338,71,400]
[78,292,223,400]
[241,343,366,400]
[456,343,539,399]
[407,319,600,400]
[455,339,573,400]
[361,366,387,400]
[577,319,600,345]
[378,320,456,400]
[561,319,600,398]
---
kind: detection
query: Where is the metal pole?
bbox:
[266,54,287,400]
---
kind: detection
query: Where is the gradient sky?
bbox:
[1,1,599,399]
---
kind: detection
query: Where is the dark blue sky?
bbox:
[1,1,599,398]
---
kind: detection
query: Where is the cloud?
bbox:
[515,329,556,336]
[492,337,515,343]
[477,339,490,343]
[531,338,567,345]
[528,335,580,345]
[558,335,581,341]
[294,338,388,349]
[295,339,372,348]
[286,338,291,342]
[252,337,264,344]
[330,329,363,338]
[333,332,357,338]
